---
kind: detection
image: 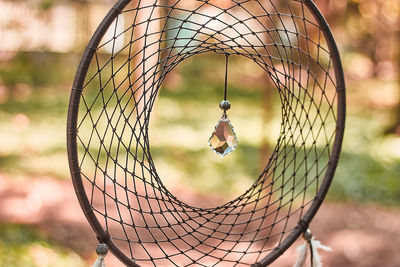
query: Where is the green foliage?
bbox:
[38,0,54,11]
[0,224,86,267]
[0,48,399,206]
[0,52,79,87]
[328,117,400,206]
[331,150,400,205]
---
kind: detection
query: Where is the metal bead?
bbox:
[302,229,312,241]
[219,100,231,111]
[96,243,109,256]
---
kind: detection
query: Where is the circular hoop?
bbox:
[67,0,345,266]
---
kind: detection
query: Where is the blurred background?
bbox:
[0,0,399,266]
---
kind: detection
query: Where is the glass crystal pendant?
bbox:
[209,112,238,157]
[209,54,238,157]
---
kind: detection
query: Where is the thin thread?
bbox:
[308,240,314,267]
[223,54,229,118]
[224,54,229,101]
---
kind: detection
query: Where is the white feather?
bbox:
[293,243,308,267]
[91,255,106,267]
[311,238,332,267]
[293,236,332,267]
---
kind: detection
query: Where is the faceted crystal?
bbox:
[208,117,238,157]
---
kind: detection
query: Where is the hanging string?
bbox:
[293,229,332,267]
[224,53,229,102]
[220,53,230,119]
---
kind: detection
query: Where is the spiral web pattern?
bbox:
[67,0,345,266]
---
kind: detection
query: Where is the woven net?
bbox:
[67,0,345,266]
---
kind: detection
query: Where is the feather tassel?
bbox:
[91,256,106,267]
[310,238,332,267]
[293,243,308,267]
[293,229,331,267]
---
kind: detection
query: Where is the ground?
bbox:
[0,174,399,267]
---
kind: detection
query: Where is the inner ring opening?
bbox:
[147,50,283,210]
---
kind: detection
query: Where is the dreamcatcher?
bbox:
[67,0,345,266]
